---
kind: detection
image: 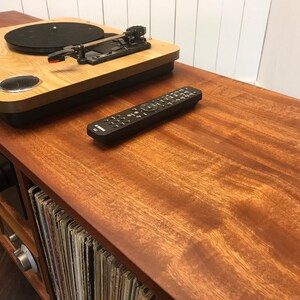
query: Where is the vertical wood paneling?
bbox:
[174,0,198,65]
[47,0,78,19]
[0,0,23,12]
[102,0,127,29]
[128,0,150,36]
[22,0,49,19]
[215,0,245,77]
[77,0,104,24]
[194,0,223,72]
[150,0,176,42]
[235,0,271,82]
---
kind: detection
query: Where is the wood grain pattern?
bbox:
[0,11,300,300]
[0,16,179,113]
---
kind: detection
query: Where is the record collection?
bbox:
[28,186,157,300]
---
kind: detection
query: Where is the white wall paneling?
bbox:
[194,0,223,72]
[0,0,23,13]
[22,0,49,20]
[215,0,244,78]
[234,0,271,83]
[174,0,198,65]
[150,0,176,43]
[47,0,78,19]
[77,0,104,24]
[128,0,150,36]
[102,0,127,29]
[257,0,300,99]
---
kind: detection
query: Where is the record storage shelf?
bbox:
[0,152,162,300]
[0,166,53,300]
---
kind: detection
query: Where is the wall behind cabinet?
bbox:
[257,0,300,99]
[0,0,271,84]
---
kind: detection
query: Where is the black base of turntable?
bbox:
[0,62,174,127]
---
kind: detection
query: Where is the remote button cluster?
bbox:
[102,114,131,128]
[87,86,202,143]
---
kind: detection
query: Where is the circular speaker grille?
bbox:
[0,75,41,93]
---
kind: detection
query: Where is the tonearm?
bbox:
[48,25,149,65]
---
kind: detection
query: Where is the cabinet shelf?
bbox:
[0,233,49,300]
[0,193,37,257]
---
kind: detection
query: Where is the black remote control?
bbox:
[87,86,202,143]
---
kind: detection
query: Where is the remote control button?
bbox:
[140,103,158,112]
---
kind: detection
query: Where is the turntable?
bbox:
[0,18,179,126]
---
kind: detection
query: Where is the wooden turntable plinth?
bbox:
[0,18,179,126]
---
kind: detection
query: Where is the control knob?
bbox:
[14,244,38,273]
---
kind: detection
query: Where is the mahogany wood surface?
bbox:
[0,11,40,27]
[0,11,300,299]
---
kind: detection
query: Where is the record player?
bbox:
[0,18,179,126]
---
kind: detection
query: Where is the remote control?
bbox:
[87,86,202,143]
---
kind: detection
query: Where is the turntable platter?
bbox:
[4,22,105,54]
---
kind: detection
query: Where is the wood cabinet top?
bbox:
[1,11,300,299]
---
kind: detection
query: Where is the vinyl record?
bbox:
[4,22,105,54]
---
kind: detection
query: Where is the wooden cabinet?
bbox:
[0,10,299,300]
[0,165,53,299]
